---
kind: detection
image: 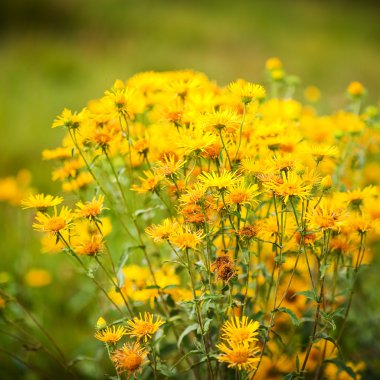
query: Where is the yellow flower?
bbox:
[226,181,260,207]
[42,147,73,161]
[24,269,52,287]
[102,87,144,119]
[52,108,86,129]
[202,108,241,133]
[32,206,73,235]
[175,127,218,157]
[343,186,377,208]
[94,325,127,345]
[217,341,260,372]
[75,195,107,220]
[307,199,347,231]
[112,342,148,376]
[169,225,205,250]
[125,312,165,342]
[304,85,321,103]
[264,171,312,204]
[154,154,186,177]
[220,316,260,344]
[265,57,283,71]
[131,171,163,194]
[73,234,104,256]
[21,193,63,212]
[347,81,365,97]
[304,144,339,163]
[228,80,266,104]
[145,218,179,243]
[198,170,239,192]
[96,317,107,330]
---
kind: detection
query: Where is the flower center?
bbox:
[47,217,66,232]
[123,352,143,371]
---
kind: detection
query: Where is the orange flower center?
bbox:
[47,217,66,232]
[123,352,143,371]
[229,349,249,364]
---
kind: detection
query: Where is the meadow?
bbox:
[1,1,380,379]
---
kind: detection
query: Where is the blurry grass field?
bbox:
[1,0,380,378]
[1,0,380,183]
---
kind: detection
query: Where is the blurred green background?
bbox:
[1,0,380,184]
[0,0,380,378]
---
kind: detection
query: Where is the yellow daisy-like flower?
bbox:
[226,181,260,207]
[264,171,312,204]
[73,234,104,256]
[343,186,377,208]
[32,206,73,235]
[131,171,163,194]
[125,312,165,342]
[220,316,260,344]
[307,199,347,231]
[228,79,266,104]
[24,269,52,287]
[304,144,339,163]
[198,170,240,192]
[154,154,186,177]
[175,127,218,157]
[145,218,179,243]
[94,325,128,345]
[169,225,205,250]
[112,342,148,376]
[52,108,86,129]
[75,195,107,220]
[202,108,242,133]
[265,57,283,71]
[347,81,365,97]
[217,341,260,372]
[21,193,63,212]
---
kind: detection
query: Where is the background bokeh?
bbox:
[0,0,379,378]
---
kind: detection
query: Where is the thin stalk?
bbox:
[234,102,247,163]
[185,248,215,380]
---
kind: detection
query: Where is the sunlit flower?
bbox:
[347,81,365,97]
[75,195,107,220]
[52,108,86,129]
[74,234,104,256]
[145,218,179,243]
[217,341,260,372]
[131,171,163,194]
[220,316,260,344]
[21,193,63,212]
[198,170,239,192]
[228,79,266,104]
[24,269,52,287]
[226,181,260,207]
[169,225,205,250]
[125,312,165,342]
[154,154,186,177]
[33,206,73,235]
[112,342,148,376]
[94,325,128,345]
[264,171,312,204]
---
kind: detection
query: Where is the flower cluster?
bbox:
[19,59,380,379]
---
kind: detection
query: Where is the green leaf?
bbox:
[320,310,337,331]
[294,290,318,302]
[177,323,198,348]
[203,318,213,334]
[133,205,162,218]
[275,307,300,326]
